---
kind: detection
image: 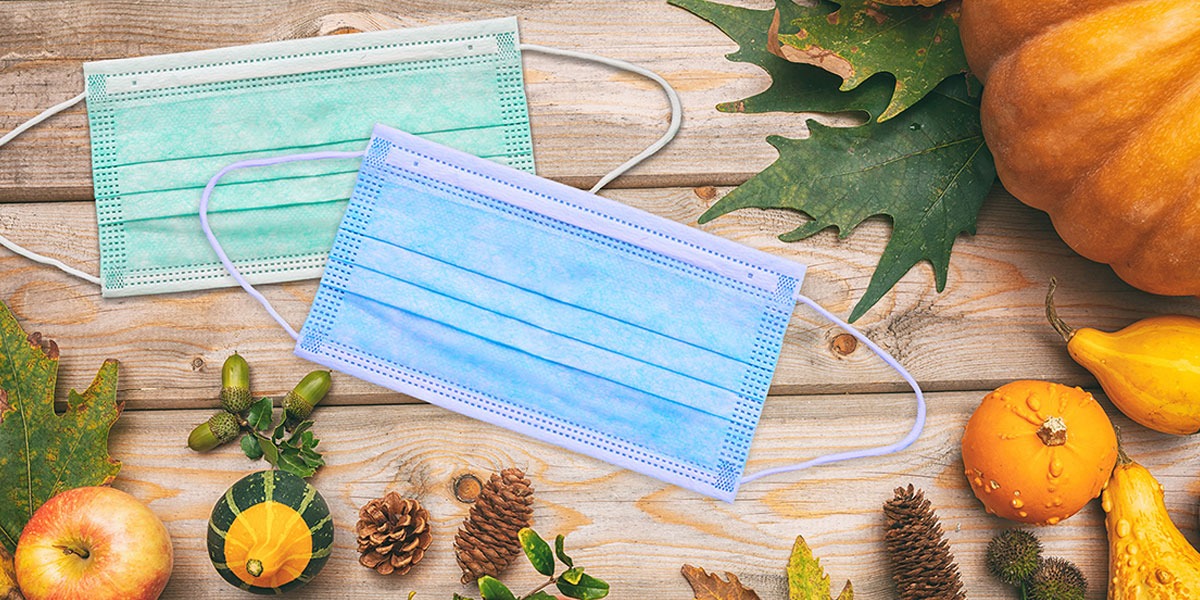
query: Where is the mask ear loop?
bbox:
[0,91,102,286]
[199,46,683,341]
[738,293,927,486]
[518,44,683,193]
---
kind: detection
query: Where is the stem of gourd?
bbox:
[1045,278,1076,342]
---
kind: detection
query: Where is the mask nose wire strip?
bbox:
[198,46,682,341]
[198,150,367,342]
[518,44,682,194]
[0,91,101,286]
[738,293,927,485]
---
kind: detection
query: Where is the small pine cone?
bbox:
[356,492,433,576]
[883,485,967,600]
[453,467,534,584]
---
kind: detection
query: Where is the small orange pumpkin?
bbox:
[961,380,1118,525]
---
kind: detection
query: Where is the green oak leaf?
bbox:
[519,528,555,576]
[240,433,263,460]
[257,435,279,465]
[670,0,891,117]
[557,573,610,600]
[0,300,122,552]
[699,76,995,321]
[775,0,968,121]
[247,397,273,431]
[787,535,853,600]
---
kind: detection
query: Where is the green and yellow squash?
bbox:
[207,470,333,594]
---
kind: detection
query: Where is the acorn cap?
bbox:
[221,386,253,414]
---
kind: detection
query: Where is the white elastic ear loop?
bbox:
[0,92,101,286]
[518,44,682,194]
[738,294,927,485]
[199,150,366,341]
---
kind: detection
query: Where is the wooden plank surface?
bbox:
[2,1,1199,599]
[112,393,1197,600]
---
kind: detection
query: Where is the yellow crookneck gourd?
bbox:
[1103,450,1200,598]
[1047,280,1200,435]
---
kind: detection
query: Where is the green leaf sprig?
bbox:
[186,353,331,479]
[457,529,609,600]
[239,397,325,479]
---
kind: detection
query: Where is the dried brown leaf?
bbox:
[681,564,761,600]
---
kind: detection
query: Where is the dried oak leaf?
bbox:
[681,564,761,600]
[0,300,121,553]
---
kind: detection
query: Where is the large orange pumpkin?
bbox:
[960,1,1200,295]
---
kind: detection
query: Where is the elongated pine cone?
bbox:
[883,485,967,600]
[453,467,534,584]
[356,492,432,576]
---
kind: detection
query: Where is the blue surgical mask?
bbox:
[198,124,925,502]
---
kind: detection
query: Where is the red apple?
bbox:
[14,486,172,600]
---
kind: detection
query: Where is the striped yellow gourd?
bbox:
[207,470,333,594]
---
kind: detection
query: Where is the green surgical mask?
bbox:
[82,17,532,296]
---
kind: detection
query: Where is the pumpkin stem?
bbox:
[1115,425,1131,465]
[1046,278,1076,342]
[1037,416,1068,446]
[245,558,264,578]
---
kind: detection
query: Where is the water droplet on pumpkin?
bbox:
[1117,519,1131,537]
[973,477,984,488]
[1011,498,1025,509]
[1017,510,1028,518]
[909,122,922,131]
[1046,516,1060,525]
[988,480,1001,491]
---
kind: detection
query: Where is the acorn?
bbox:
[986,529,1043,587]
[188,411,241,452]
[1028,557,1086,600]
[283,370,332,426]
[220,353,252,414]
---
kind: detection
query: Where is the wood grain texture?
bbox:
[0,0,859,200]
[111,392,1194,600]
[0,188,1195,409]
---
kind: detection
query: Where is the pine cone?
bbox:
[883,485,967,600]
[356,492,432,576]
[454,467,534,584]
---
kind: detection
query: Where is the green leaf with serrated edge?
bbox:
[561,567,585,585]
[257,435,279,465]
[699,76,994,321]
[287,420,313,445]
[247,397,272,431]
[277,450,316,479]
[478,576,517,600]
[555,534,574,568]
[556,573,609,600]
[787,535,853,600]
[0,301,122,552]
[670,0,891,118]
[519,528,555,576]
[272,420,287,443]
[240,433,263,460]
[775,0,968,121]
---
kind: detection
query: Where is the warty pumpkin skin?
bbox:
[961,380,1118,525]
[960,0,1200,295]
